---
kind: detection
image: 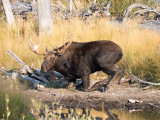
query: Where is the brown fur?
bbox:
[41,40,123,92]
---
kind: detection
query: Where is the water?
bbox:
[112,109,160,120]
[55,108,160,120]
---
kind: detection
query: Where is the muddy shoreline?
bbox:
[25,84,160,111]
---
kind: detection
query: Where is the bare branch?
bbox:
[53,1,67,10]
[134,9,160,16]
[93,0,96,5]
[123,3,151,20]
[127,70,160,86]
[72,0,77,10]
[88,0,92,6]
[103,1,111,17]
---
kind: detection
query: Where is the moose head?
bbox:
[29,41,72,79]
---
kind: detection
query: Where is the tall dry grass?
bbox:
[0,17,160,81]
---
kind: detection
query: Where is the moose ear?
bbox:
[46,46,50,52]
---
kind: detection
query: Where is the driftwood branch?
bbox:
[134,9,160,16]
[7,50,32,72]
[123,3,152,20]
[127,70,160,86]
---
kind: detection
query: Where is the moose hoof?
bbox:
[83,88,89,92]
[98,87,108,92]
[67,86,76,90]
[103,86,109,92]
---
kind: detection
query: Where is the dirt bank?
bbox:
[25,83,160,111]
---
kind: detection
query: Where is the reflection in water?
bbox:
[55,108,160,120]
[112,109,160,120]
[55,108,109,119]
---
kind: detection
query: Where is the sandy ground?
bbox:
[25,83,160,111]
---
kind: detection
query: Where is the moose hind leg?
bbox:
[86,65,122,92]
[103,65,122,91]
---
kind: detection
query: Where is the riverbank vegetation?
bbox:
[0,18,160,82]
[0,76,31,119]
[0,0,160,119]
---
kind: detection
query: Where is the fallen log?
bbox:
[7,50,49,84]
[7,50,64,83]
[17,73,46,86]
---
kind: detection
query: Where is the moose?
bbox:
[29,40,123,92]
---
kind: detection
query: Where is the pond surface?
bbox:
[111,109,160,120]
[55,108,160,120]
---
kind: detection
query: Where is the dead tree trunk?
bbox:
[32,0,36,14]
[1,0,15,27]
[37,0,53,35]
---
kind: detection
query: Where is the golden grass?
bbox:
[0,17,160,79]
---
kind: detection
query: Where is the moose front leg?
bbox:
[49,70,55,82]
[82,74,90,92]
[79,57,91,92]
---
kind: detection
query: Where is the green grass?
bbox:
[0,76,32,120]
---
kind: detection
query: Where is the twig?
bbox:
[53,1,67,10]
[72,1,77,10]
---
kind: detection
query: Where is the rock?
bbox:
[11,72,18,79]
[142,86,152,90]
[7,72,18,80]
[128,99,143,103]
[33,83,45,89]
[119,77,130,84]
